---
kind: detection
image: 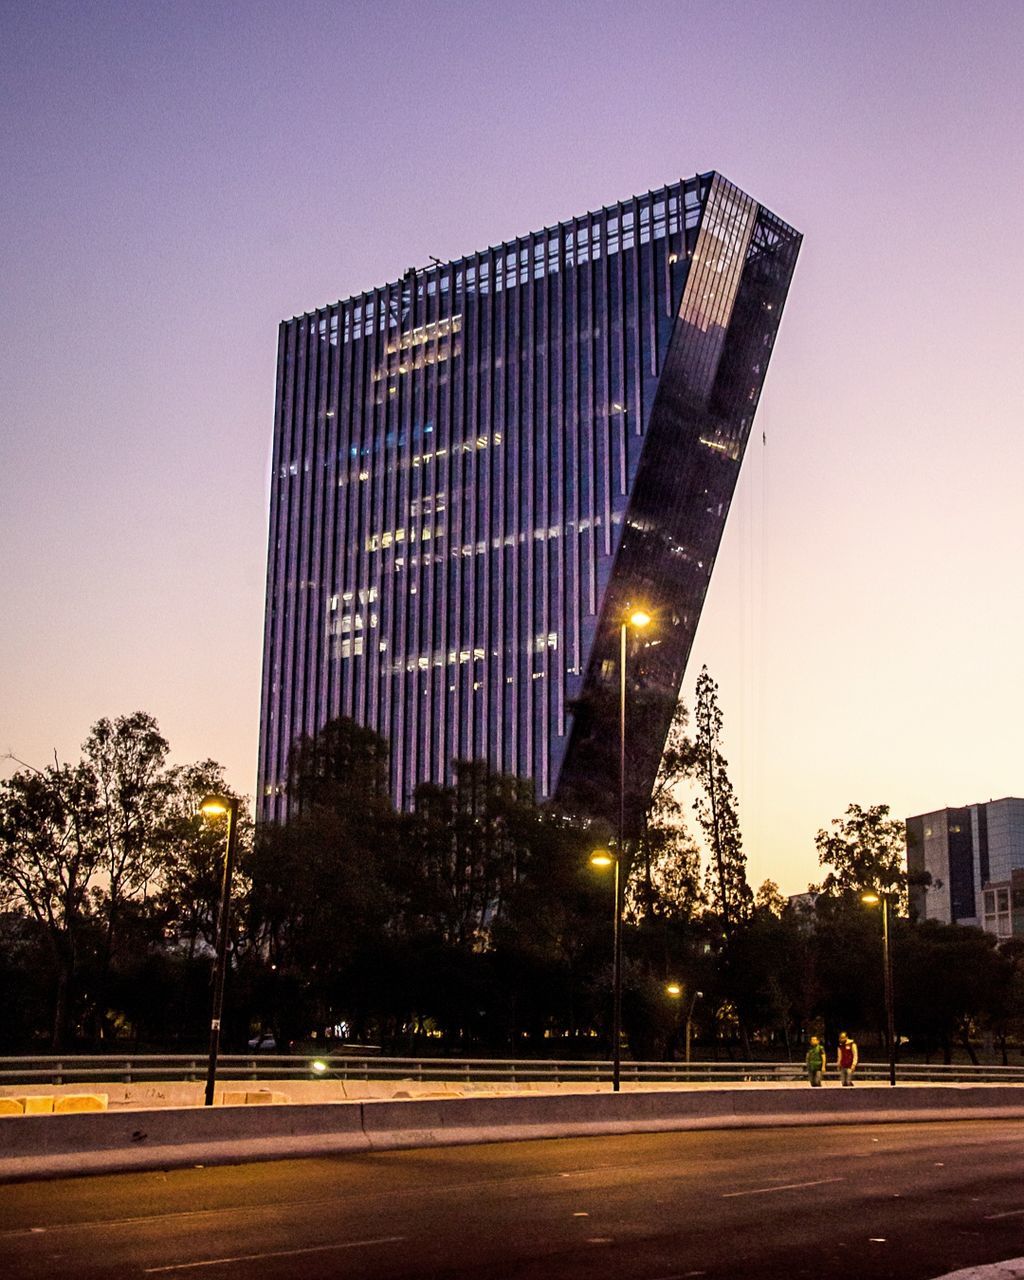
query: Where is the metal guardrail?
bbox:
[2,1055,1024,1086]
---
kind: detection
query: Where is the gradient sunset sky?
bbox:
[2,0,1021,894]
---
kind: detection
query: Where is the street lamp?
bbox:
[618,612,651,858]
[685,990,703,1065]
[862,891,896,1086]
[200,793,240,1106]
[664,983,702,1064]
[617,607,651,1089]
[588,608,651,1093]
[589,847,623,1090]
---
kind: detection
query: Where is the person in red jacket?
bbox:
[837,1032,858,1086]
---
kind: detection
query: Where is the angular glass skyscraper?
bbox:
[258,172,801,825]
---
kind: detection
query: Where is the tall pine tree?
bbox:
[692,666,752,933]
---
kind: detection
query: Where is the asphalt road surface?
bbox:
[2,1120,1023,1279]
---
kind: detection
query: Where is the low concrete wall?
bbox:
[3,1085,1023,1184]
[0,1078,825,1109]
[0,1100,370,1182]
[0,1078,616,1108]
[359,1085,1024,1150]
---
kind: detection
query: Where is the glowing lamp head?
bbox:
[861,892,881,905]
[589,849,614,869]
[628,609,652,629]
[665,982,682,998]
[199,794,230,818]
[311,1060,328,1074]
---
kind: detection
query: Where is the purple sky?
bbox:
[2,0,1022,894]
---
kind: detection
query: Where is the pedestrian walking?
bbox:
[837,1032,858,1086]
[805,1035,826,1087]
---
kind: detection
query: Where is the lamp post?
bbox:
[862,891,896,1086]
[200,794,240,1106]
[589,847,622,1090]
[685,988,703,1065]
[619,604,652,1085]
[666,982,682,1066]
[665,983,703,1065]
[588,607,651,1093]
[619,607,652,878]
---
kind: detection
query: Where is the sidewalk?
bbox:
[4,1074,1014,1110]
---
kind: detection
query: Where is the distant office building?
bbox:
[906,798,1024,934]
[785,891,819,928]
[981,868,1024,940]
[258,173,801,824]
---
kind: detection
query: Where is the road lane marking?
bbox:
[142,1236,405,1273]
[984,1209,1024,1220]
[722,1177,844,1198]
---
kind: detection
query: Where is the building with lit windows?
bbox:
[906,797,1024,934]
[981,869,1024,941]
[257,173,801,825]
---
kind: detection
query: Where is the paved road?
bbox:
[1,1120,1022,1278]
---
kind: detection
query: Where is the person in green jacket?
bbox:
[805,1035,826,1087]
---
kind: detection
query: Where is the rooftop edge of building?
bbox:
[282,170,802,326]
[907,797,1024,820]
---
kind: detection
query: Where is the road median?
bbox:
[3,1084,1023,1183]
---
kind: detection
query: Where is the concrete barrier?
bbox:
[3,1084,1024,1184]
[216,1089,291,1106]
[361,1084,1024,1150]
[0,1099,370,1182]
[20,1096,54,1115]
[3,1094,115,1115]
[53,1094,108,1114]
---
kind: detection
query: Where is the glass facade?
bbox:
[907,798,1024,927]
[258,173,802,824]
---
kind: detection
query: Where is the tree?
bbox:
[0,762,101,1046]
[2,714,246,1049]
[897,921,1008,1063]
[992,939,1024,1064]
[402,762,536,949]
[493,810,609,1050]
[247,717,400,1045]
[286,716,391,812]
[82,713,172,1031]
[691,666,751,931]
[83,712,170,917]
[814,803,907,911]
[155,760,249,961]
[727,905,811,1059]
[627,698,703,923]
[756,879,788,917]
[808,902,881,1041]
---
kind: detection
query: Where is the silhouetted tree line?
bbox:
[3,702,1024,1064]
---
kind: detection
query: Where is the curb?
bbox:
[3,1084,1024,1184]
[933,1264,1024,1280]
